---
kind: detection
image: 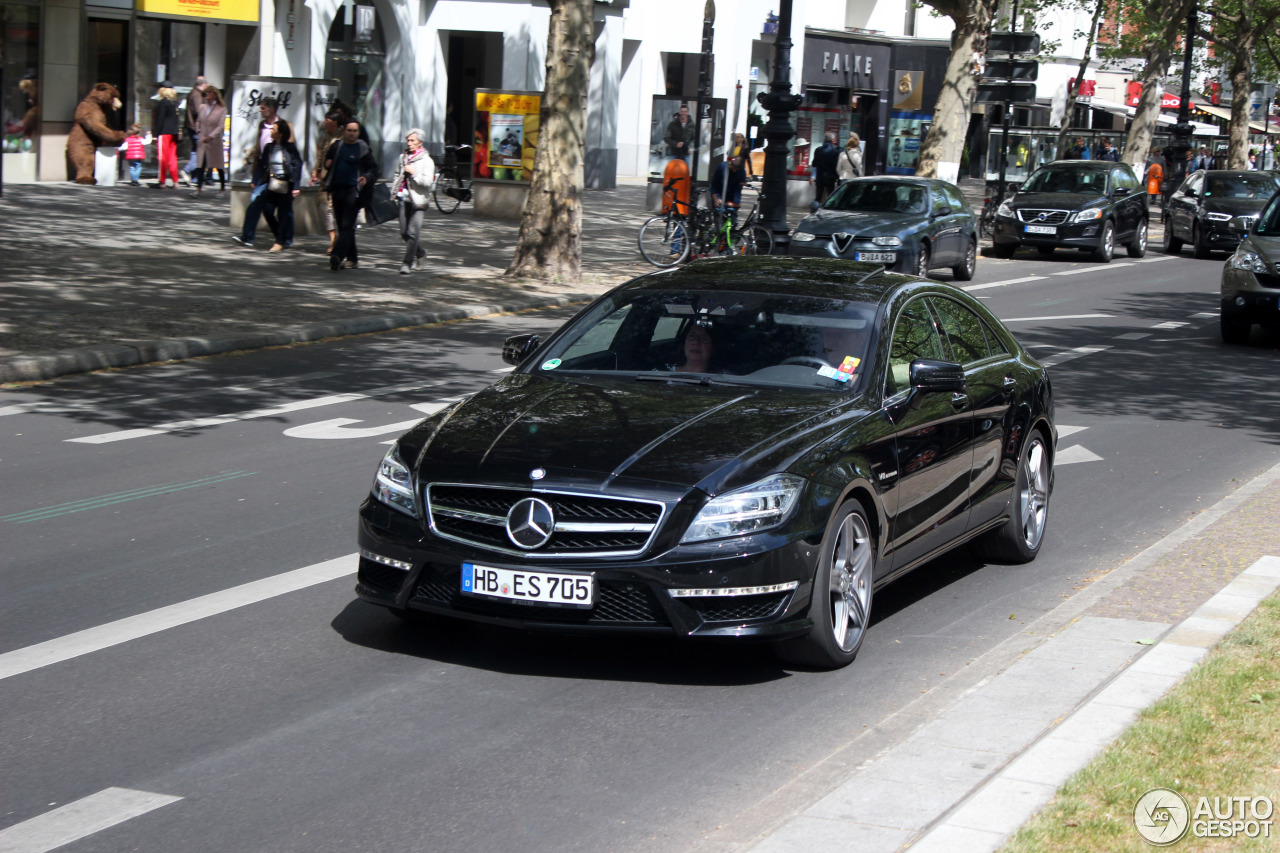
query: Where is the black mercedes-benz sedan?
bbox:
[991,160,1148,262]
[1163,169,1280,258]
[356,257,1055,669]
[788,177,978,281]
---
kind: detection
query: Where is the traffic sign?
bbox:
[976,82,1038,104]
[984,59,1038,81]
[987,32,1041,55]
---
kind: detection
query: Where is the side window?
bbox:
[558,303,632,366]
[885,299,945,397]
[942,183,970,213]
[983,320,1009,355]
[931,186,951,216]
[929,297,990,366]
[1114,168,1139,192]
[1184,174,1203,196]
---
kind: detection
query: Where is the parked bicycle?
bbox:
[433,144,474,214]
[638,178,697,266]
[638,180,774,266]
[978,180,1021,241]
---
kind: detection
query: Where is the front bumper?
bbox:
[355,498,821,639]
[1221,266,1280,325]
[1200,220,1251,250]
[789,236,914,272]
[992,215,1104,249]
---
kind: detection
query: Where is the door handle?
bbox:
[1003,375,1017,388]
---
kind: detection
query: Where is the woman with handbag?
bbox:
[837,133,863,185]
[391,128,436,274]
[232,119,302,252]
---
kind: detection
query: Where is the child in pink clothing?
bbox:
[118,124,153,186]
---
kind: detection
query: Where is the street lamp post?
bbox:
[757,0,803,253]
[1169,1,1198,193]
[692,1,715,187]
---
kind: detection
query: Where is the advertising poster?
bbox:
[474,90,540,181]
[307,82,339,180]
[136,0,257,23]
[228,76,309,184]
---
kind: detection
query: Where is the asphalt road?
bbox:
[3,248,1279,853]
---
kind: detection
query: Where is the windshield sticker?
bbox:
[541,358,562,371]
[817,365,852,383]
[838,356,861,375]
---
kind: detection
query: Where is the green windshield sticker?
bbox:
[541,358,562,370]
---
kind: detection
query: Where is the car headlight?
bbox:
[681,474,805,543]
[872,236,903,247]
[996,201,1014,219]
[372,445,418,517]
[1072,208,1104,223]
[1230,249,1268,273]
[1206,211,1233,222]
[791,230,817,242]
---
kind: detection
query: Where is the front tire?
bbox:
[1092,220,1114,263]
[991,241,1016,259]
[1221,315,1251,344]
[774,500,875,670]
[1193,223,1211,259]
[973,430,1051,564]
[1162,217,1183,254]
[952,238,977,281]
[914,243,931,278]
[1127,219,1148,258]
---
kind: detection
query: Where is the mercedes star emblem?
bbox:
[506,497,555,549]
[530,468,546,480]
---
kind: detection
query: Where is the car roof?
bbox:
[1201,169,1270,178]
[624,257,925,304]
[844,175,937,186]
[1043,160,1122,170]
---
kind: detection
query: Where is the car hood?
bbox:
[1203,197,1269,217]
[797,207,922,237]
[398,373,860,495]
[1241,233,1280,264]
[1010,191,1108,210]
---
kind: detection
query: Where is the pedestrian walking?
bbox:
[391,128,435,274]
[311,108,343,255]
[323,120,378,270]
[1146,155,1164,208]
[1093,138,1119,162]
[152,82,180,189]
[182,75,207,185]
[233,119,302,252]
[837,133,863,185]
[192,85,227,197]
[811,131,841,204]
[118,124,152,186]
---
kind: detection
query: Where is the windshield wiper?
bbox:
[636,372,738,387]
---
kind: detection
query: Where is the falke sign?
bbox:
[802,36,890,92]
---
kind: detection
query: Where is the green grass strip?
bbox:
[2,471,258,523]
[1002,592,1280,852]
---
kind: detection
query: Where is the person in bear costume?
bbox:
[67,83,126,184]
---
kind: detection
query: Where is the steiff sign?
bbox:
[802,36,891,92]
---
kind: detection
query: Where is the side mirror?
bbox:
[910,359,965,393]
[502,334,541,366]
[1112,186,1131,197]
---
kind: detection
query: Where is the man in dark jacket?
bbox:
[664,104,694,162]
[323,121,379,270]
[812,132,841,204]
[1094,138,1120,162]
[182,75,207,183]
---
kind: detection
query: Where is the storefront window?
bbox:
[791,101,851,176]
[886,113,928,174]
[2,3,40,181]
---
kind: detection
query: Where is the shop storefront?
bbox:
[883,41,949,175]
[2,1,41,182]
[796,32,890,182]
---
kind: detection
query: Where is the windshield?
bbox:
[534,289,878,391]
[1204,174,1280,200]
[1021,168,1108,194]
[1256,193,1280,236]
[825,181,927,214]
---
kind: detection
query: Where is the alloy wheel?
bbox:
[1019,437,1050,550]
[828,511,873,652]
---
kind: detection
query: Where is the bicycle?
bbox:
[639,182,775,266]
[638,178,697,266]
[978,180,1020,242]
[432,144,474,214]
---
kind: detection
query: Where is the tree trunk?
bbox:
[915,0,996,180]
[1057,0,1107,157]
[505,0,594,282]
[1123,0,1195,169]
[1227,42,1255,169]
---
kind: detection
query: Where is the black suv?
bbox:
[1163,169,1280,258]
[991,161,1149,262]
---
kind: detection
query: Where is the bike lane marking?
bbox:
[0,554,356,681]
[0,788,182,853]
[64,382,437,444]
[283,397,468,440]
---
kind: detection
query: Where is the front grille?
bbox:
[411,563,669,625]
[427,484,664,557]
[358,557,410,592]
[1016,209,1070,225]
[1256,272,1280,289]
[687,592,790,623]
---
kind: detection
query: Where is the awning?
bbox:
[1191,102,1234,123]
[1088,97,1218,135]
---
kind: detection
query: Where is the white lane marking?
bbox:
[962,275,1045,292]
[1038,344,1111,368]
[1114,331,1152,340]
[0,554,356,681]
[1056,445,1104,466]
[490,367,514,373]
[1151,321,1189,329]
[67,382,437,444]
[1002,314,1113,322]
[1190,312,1217,319]
[1056,425,1088,439]
[1135,255,1174,263]
[0,788,181,853]
[1053,262,1135,276]
[283,397,467,440]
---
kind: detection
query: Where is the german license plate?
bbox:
[461,563,594,608]
[1025,225,1056,235]
[854,252,896,262]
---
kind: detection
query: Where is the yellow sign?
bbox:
[474,89,542,181]
[136,0,258,23]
